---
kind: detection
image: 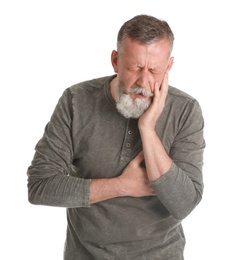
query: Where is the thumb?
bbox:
[133,151,144,165]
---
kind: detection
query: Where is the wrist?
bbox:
[139,126,157,138]
[90,177,123,205]
[138,118,156,132]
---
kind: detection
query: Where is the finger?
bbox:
[154,81,160,96]
[152,82,161,104]
[133,151,144,164]
[161,72,169,95]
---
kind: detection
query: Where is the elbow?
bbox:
[27,178,45,206]
[170,209,191,221]
[171,193,203,220]
[28,185,40,205]
[28,187,40,205]
[169,206,190,220]
[28,194,37,205]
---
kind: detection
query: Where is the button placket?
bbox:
[126,129,133,148]
[120,120,135,161]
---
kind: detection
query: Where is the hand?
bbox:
[117,151,155,197]
[138,72,169,131]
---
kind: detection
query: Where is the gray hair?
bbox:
[117,14,174,55]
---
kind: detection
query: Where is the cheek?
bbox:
[119,70,138,87]
[155,74,165,89]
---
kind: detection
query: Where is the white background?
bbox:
[1,0,237,259]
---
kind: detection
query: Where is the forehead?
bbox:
[119,37,171,65]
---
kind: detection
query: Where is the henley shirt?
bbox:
[27,75,205,260]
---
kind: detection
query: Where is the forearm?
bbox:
[90,153,156,204]
[151,163,202,220]
[138,78,205,219]
[139,127,202,220]
[90,177,123,204]
[28,164,124,207]
[28,168,91,208]
[139,128,172,182]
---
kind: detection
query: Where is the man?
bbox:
[27,14,205,259]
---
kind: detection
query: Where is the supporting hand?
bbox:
[138,72,169,131]
[117,151,155,197]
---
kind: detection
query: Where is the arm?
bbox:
[139,73,172,181]
[139,74,205,220]
[90,151,155,204]
[27,89,91,208]
[27,89,154,208]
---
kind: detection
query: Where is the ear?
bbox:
[166,56,174,73]
[111,50,119,73]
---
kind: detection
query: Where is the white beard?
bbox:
[114,79,153,119]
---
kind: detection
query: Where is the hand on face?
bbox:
[138,72,169,130]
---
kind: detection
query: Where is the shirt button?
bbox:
[126,143,130,148]
[128,130,132,134]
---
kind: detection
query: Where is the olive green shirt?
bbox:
[27,75,205,259]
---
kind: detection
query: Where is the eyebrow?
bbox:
[127,63,162,72]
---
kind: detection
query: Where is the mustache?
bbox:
[127,87,154,97]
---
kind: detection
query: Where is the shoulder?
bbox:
[59,75,115,114]
[69,75,113,95]
[166,85,203,120]
[167,85,201,109]
[168,85,195,101]
[58,76,114,106]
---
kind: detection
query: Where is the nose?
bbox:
[136,69,153,91]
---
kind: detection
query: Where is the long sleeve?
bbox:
[27,88,91,208]
[152,99,205,220]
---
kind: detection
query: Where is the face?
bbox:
[111,37,174,118]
